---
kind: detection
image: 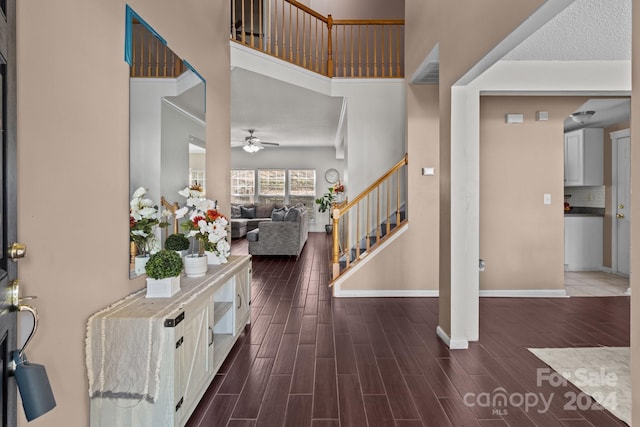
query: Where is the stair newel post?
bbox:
[326,14,334,77]
[331,204,340,280]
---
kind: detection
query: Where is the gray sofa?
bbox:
[246,206,308,257]
[230,203,278,239]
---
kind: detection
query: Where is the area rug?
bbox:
[528,347,630,425]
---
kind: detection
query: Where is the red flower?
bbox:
[192,215,206,227]
[130,216,137,228]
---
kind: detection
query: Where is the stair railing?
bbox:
[330,154,408,281]
[230,0,404,78]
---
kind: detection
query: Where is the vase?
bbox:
[145,276,181,298]
[134,255,150,275]
[184,254,208,278]
[205,251,228,265]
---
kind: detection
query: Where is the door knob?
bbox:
[616,213,625,219]
[8,243,26,261]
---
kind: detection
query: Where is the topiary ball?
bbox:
[145,250,184,279]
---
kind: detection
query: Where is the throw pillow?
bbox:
[284,207,299,222]
[256,203,275,218]
[240,206,256,219]
[230,204,241,219]
[271,207,287,221]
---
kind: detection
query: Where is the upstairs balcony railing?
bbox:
[231,0,405,78]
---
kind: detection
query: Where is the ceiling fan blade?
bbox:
[259,141,280,146]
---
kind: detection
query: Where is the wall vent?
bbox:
[411,43,439,85]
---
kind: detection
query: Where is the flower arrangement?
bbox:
[333,181,344,193]
[130,187,165,257]
[176,185,231,260]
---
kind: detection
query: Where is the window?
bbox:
[190,169,206,193]
[231,169,255,204]
[258,169,286,205]
[230,168,318,222]
[289,169,316,222]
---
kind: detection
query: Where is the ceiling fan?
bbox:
[233,129,279,153]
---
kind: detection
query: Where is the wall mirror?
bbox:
[126,6,206,278]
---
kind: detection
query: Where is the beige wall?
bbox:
[631,1,639,424]
[16,0,229,425]
[337,84,440,292]
[479,96,585,291]
[603,120,630,268]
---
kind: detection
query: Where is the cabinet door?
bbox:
[235,264,252,334]
[564,131,583,186]
[177,299,212,425]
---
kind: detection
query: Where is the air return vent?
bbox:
[411,43,439,85]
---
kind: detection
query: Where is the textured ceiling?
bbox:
[504,0,631,61]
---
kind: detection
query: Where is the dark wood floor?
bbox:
[186,232,630,427]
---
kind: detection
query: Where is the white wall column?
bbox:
[448,85,481,348]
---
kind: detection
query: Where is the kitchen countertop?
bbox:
[564,207,605,217]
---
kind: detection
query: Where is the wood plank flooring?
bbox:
[186,233,630,427]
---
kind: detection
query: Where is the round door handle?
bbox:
[616,213,625,219]
[8,243,26,261]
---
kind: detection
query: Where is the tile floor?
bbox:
[564,271,629,297]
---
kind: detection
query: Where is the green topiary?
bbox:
[165,233,190,251]
[145,250,183,279]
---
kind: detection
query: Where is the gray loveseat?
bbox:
[246,205,308,257]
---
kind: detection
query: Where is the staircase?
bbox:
[330,155,408,282]
[339,204,406,270]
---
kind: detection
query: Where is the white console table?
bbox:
[87,255,251,427]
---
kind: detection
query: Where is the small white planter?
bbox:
[184,255,208,278]
[146,276,181,298]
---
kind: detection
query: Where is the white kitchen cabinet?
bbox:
[564,128,604,186]
[88,255,252,427]
[564,217,603,271]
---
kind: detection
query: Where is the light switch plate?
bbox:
[544,193,551,205]
[505,113,524,124]
[422,167,435,176]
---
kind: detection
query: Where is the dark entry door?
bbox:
[0,0,18,425]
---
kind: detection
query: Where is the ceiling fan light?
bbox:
[570,110,596,123]
[243,143,262,153]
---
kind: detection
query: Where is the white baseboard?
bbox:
[479,289,568,298]
[436,326,469,349]
[333,288,569,298]
[333,288,439,298]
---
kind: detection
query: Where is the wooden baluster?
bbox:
[357,25,362,77]
[258,0,263,50]
[388,25,393,77]
[147,31,152,77]
[342,26,346,77]
[314,19,318,72]
[326,15,333,77]
[241,0,246,44]
[302,13,307,67]
[396,25,401,77]
[288,3,293,61]
[386,179,391,236]
[356,203,361,260]
[231,0,236,40]
[295,8,300,64]
[273,0,278,56]
[281,0,285,59]
[163,44,168,77]
[380,25,385,77]
[396,168,401,225]
[250,0,255,47]
[365,25,369,77]
[349,25,354,77]
[373,25,377,77]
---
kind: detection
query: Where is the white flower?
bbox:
[175,207,189,219]
[132,187,146,199]
[131,230,148,238]
[178,187,191,198]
